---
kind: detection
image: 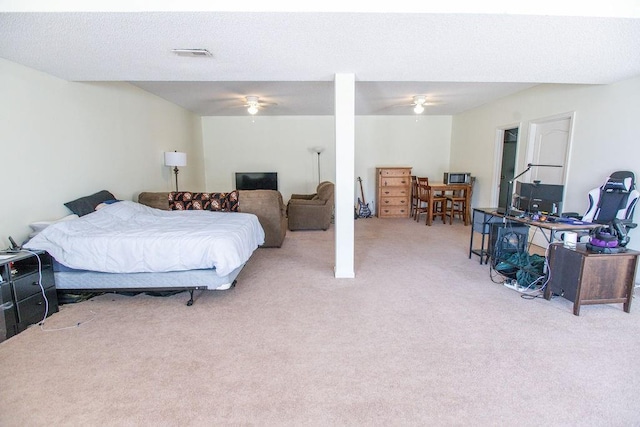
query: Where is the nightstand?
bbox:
[0,250,58,341]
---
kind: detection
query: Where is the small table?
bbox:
[426,182,472,226]
[544,243,639,315]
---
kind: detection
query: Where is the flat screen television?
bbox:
[235,172,278,191]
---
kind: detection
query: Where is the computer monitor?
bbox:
[515,181,564,214]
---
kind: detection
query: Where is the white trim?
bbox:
[492,122,522,207]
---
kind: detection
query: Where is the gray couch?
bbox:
[137,190,287,248]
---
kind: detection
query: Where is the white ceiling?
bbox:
[1,3,639,116]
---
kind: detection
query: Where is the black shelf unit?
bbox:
[0,251,58,341]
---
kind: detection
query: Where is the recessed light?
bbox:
[171,49,212,57]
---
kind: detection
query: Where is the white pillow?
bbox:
[29,214,79,237]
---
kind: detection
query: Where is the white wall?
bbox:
[356,116,452,212]
[0,58,204,245]
[451,75,640,249]
[202,115,452,211]
[201,116,336,201]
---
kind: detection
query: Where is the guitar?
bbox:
[357,177,372,218]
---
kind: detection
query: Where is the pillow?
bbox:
[170,192,212,210]
[169,191,239,212]
[95,199,121,210]
[28,214,79,237]
[64,190,116,216]
[226,190,239,212]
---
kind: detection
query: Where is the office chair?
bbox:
[565,171,639,249]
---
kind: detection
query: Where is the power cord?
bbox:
[488,225,550,299]
[17,249,49,325]
[16,249,95,331]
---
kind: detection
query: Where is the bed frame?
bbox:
[53,263,245,306]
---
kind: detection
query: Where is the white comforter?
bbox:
[25,201,265,276]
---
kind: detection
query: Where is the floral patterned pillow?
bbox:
[169,191,239,212]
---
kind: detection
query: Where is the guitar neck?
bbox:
[358,178,366,204]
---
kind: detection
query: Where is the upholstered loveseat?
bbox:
[137,190,287,248]
[287,181,335,231]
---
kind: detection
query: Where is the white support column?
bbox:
[334,73,355,278]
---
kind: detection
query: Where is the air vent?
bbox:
[171,49,212,57]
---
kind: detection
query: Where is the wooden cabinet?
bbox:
[376,167,412,218]
[544,243,639,315]
[0,250,58,341]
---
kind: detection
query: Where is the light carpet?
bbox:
[0,217,639,426]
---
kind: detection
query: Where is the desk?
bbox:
[426,182,472,226]
[469,207,601,264]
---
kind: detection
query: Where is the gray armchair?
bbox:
[287,181,335,231]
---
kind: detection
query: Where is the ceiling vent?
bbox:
[171,49,212,57]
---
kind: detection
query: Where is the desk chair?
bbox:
[567,171,639,248]
[582,171,638,225]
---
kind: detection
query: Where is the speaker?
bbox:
[490,222,529,278]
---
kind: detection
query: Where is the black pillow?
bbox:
[64,190,116,216]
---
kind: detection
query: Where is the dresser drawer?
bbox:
[16,286,58,331]
[13,269,55,301]
[379,206,410,217]
[379,196,409,206]
[379,187,409,197]
[379,168,411,178]
[379,177,410,187]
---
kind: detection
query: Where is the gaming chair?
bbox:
[581,171,639,224]
[579,171,639,251]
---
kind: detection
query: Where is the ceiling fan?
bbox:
[408,95,434,114]
[244,96,277,115]
[392,95,437,114]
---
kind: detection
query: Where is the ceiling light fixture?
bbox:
[246,96,260,115]
[412,95,429,114]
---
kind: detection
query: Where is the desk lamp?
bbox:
[505,163,562,216]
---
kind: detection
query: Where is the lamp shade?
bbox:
[164,151,187,167]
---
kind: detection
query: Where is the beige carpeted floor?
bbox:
[1,217,639,426]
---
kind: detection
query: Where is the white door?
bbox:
[527,114,573,248]
[528,116,572,185]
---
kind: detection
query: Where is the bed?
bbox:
[24,200,265,305]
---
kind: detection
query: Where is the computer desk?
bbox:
[469,207,602,264]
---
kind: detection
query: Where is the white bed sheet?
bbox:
[25,201,265,276]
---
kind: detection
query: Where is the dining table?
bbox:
[426,182,472,226]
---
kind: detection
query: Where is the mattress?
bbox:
[53,264,244,291]
[25,200,265,276]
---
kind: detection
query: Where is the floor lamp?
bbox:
[311,147,324,186]
[164,151,187,192]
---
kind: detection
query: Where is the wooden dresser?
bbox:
[375,167,412,218]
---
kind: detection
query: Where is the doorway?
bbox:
[498,127,518,210]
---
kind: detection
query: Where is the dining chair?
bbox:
[415,177,430,222]
[446,176,475,224]
[410,175,419,219]
[429,181,448,224]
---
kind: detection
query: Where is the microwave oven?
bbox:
[443,172,471,185]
